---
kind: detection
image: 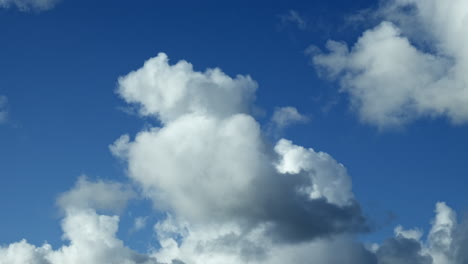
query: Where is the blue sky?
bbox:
[1,0,468,263]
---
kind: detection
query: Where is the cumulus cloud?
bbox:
[0,96,8,124]
[0,0,59,11]
[0,177,159,264]
[376,202,468,264]
[117,53,257,124]
[271,106,309,129]
[111,53,370,263]
[312,0,468,128]
[376,236,432,264]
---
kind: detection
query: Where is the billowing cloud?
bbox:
[0,96,7,124]
[312,0,468,128]
[0,177,159,264]
[112,53,369,263]
[0,0,59,11]
[117,53,257,125]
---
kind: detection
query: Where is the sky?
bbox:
[0,0,468,263]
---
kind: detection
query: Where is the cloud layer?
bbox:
[312,0,468,128]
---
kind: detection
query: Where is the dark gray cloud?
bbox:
[377,237,432,264]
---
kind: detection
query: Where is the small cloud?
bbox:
[0,95,9,124]
[279,10,307,30]
[132,216,148,233]
[109,134,131,160]
[271,106,309,129]
[0,0,60,12]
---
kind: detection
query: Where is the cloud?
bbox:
[0,95,8,124]
[1,53,375,264]
[271,106,309,129]
[279,10,307,30]
[57,176,136,213]
[376,236,432,264]
[312,0,468,128]
[111,53,372,263]
[117,53,257,124]
[1,51,467,264]
[2,49,466,264]
[132,216,148,232]
[0,177,161,264]
[0,0,59,11]
[375,202,468,264]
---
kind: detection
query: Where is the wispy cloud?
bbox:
[0,95,8,124]
[0,0,60,12]
[280,10,307,30]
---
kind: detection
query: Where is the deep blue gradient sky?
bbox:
[1,0,467,253]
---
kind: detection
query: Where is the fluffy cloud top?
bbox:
[0,0,59,11]
[117,53,257,124]
[0,178,159,264]
[312,0,468,128]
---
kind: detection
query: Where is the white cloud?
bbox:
[274,139,353,206]
[132,217,148,232]
[57,175,136,213]
[0,95,8,124]
[312,0,468,128]
[271,106,309,129]
[117,53,257,124]
[112,53,369,263]
[0,0,59,11]
[0,177,159,264]
[109,134,131,160]
[394,225,423,241]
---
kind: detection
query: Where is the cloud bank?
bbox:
[312,0,468,128]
